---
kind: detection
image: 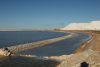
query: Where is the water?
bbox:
[0,31,67,48]
[18,32,91,56]
[0,31,90,56]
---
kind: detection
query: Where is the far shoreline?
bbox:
[56,30,100,53]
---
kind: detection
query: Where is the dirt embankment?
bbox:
[75,31,100,52]
[50,31,100,67]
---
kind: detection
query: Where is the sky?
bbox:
[0,0,100,30]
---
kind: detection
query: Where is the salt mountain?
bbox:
[60,21,100,30]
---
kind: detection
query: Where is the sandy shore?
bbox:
[75,31,100,52]
[50,30,100,67]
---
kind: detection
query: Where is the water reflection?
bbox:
[0,56,60,67]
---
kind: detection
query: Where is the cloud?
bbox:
[60,21,100,30]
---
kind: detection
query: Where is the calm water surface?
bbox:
[0,31,90,56]
[18,32,91,56]
[0,31,67,48]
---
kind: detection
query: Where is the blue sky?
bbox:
[0,0,100,30]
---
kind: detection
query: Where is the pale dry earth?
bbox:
[49,31,100,67]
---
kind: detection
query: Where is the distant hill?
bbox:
[60,21,100,31]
